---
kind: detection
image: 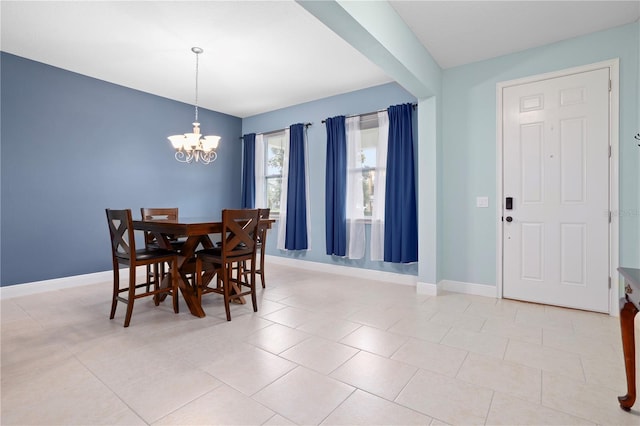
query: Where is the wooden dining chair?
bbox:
[242,208,270,288]
[106,209,179,327]
[195,209,260,321]
[140,207,184,289]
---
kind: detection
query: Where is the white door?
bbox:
[502,67,610,313]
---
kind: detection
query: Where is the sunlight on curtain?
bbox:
[346,116,365,259]
[370,111,388,261]
[276,129,290,250]
[254,133,265,208]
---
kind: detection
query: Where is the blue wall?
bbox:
[441,22,640,286]
[243,82,419,276]
[0,53,243,286]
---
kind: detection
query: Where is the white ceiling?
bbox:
[391,1,640,69]
[1,1,638,118]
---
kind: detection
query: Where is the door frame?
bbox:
[496,59,620,315]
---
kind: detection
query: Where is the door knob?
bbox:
[506,216,513,222]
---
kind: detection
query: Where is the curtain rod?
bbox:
[321,103,417,124]
[239,122,313,139]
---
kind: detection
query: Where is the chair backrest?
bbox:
[258,208,271,220]
[106,209,136,261]
[140,207,179,246]
[257,208,271,243]
[220,209,260,257]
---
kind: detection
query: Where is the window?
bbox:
[263,131,286,216]
[348,114,383,219]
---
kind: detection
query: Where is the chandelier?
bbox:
[168,47,220,164]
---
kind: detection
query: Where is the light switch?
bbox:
[476,196,489,208]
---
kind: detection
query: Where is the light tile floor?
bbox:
[2,263,640,425]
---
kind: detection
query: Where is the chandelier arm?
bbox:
[201,151,217,164]
[175,151,193,163]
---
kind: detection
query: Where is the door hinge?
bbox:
[609,145,612,157]
[609,211,612,223]
[609,276,612,289]
[609,79,612,92]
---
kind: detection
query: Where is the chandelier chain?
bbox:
[194,49,199,123]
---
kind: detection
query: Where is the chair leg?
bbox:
[110,266,119,320]
[223,265,231,321]
[124,267,136,327]
[259,247,266,288]
[242,258,264,289]
[152,263,160,306]
[146,264,152,292]
[242,260,249,283]
[171,260,179,314]
[195,258,203,309]
[250,268,258,313]
[156,263,163,290]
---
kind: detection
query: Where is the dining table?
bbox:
[133,216,273,318]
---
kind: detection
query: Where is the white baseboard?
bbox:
[264,257,499,300]
[439,279,497,298]
[1,258,498,301]
[0,267,147,300]
[265,255,417,286]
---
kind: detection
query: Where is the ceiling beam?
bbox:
[297,0,441,99]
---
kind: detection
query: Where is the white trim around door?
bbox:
[496,59,620,315]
